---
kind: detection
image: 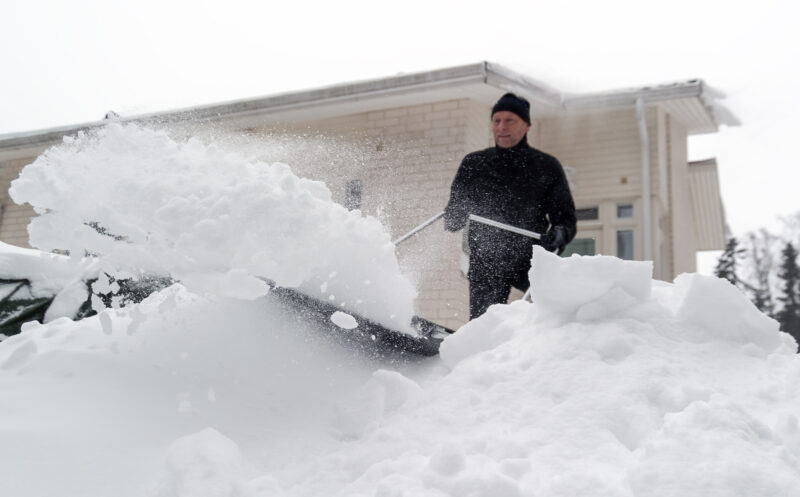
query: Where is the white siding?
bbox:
[0,157,37,247]
[668,116,697,275]
[538,109,646,202]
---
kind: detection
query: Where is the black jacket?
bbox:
[444,137,577,262]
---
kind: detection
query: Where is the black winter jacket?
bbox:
[444,137,577,263]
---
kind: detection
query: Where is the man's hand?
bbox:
[540,226,567,255]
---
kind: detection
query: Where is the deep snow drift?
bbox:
[2,124,800,497]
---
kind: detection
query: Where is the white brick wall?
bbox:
[0,157,36,247]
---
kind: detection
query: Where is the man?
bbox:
[444,92,577,319]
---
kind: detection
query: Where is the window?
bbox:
[576,207,599,221]
[617,230,634,260]
[344,179,363,211]
[617,204,634,218]
[563,237,595,257]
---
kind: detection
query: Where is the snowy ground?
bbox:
[2,124,800,497]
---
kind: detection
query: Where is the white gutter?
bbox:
[636,97,652,261]
[565,80,706,109]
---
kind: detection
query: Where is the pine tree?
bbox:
[776,242,800,345]
[715,237,744,288]
[743,230,776,316]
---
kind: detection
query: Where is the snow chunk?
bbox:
[667,273,784,351]
[442,250,654,368]
[43,279,90,322]
[179,269,270,300]
[529,246,652,316]
[331,311,358,330]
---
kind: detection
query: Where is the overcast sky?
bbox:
[2,0,798,240]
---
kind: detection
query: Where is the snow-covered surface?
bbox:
[2,124,800,496]
[1,245,799,496]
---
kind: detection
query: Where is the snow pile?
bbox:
[2,243,800,497]
[312,248,800,496]
[8,123,416,330]
[0,283,383,496]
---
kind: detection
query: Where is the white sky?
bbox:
[1,0,799,239]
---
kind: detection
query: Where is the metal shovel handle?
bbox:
[393,212,543,246]
[393,211,445,245]
[468,214,542,240]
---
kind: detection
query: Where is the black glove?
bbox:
[540,226,567,255]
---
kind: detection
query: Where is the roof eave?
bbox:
[151,62,493,124]
[484,62,563,108]
[562,79,739,134]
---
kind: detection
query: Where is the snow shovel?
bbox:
[249,213,458,358]
[265,212,543,357]
[263,282,452,358]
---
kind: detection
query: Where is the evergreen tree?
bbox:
[776,242,800,345]
[743,230,776,316]
[715,237,744,288]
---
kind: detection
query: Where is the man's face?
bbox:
[492,111,531,149]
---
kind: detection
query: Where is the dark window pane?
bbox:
[617,204,634,218]
[563,237,595,257]
[576,207,599,221]
[617,230,634,260]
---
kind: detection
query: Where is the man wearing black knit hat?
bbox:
[444,92,577,319]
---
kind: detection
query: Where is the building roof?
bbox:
[0,61,738,154]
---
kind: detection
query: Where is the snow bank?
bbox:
[2,243,799,496]
[0,284,384,497]
[9,123,416,331]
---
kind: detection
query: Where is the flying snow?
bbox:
[8,123,416,331]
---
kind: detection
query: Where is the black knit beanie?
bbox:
[491,93,531,124]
